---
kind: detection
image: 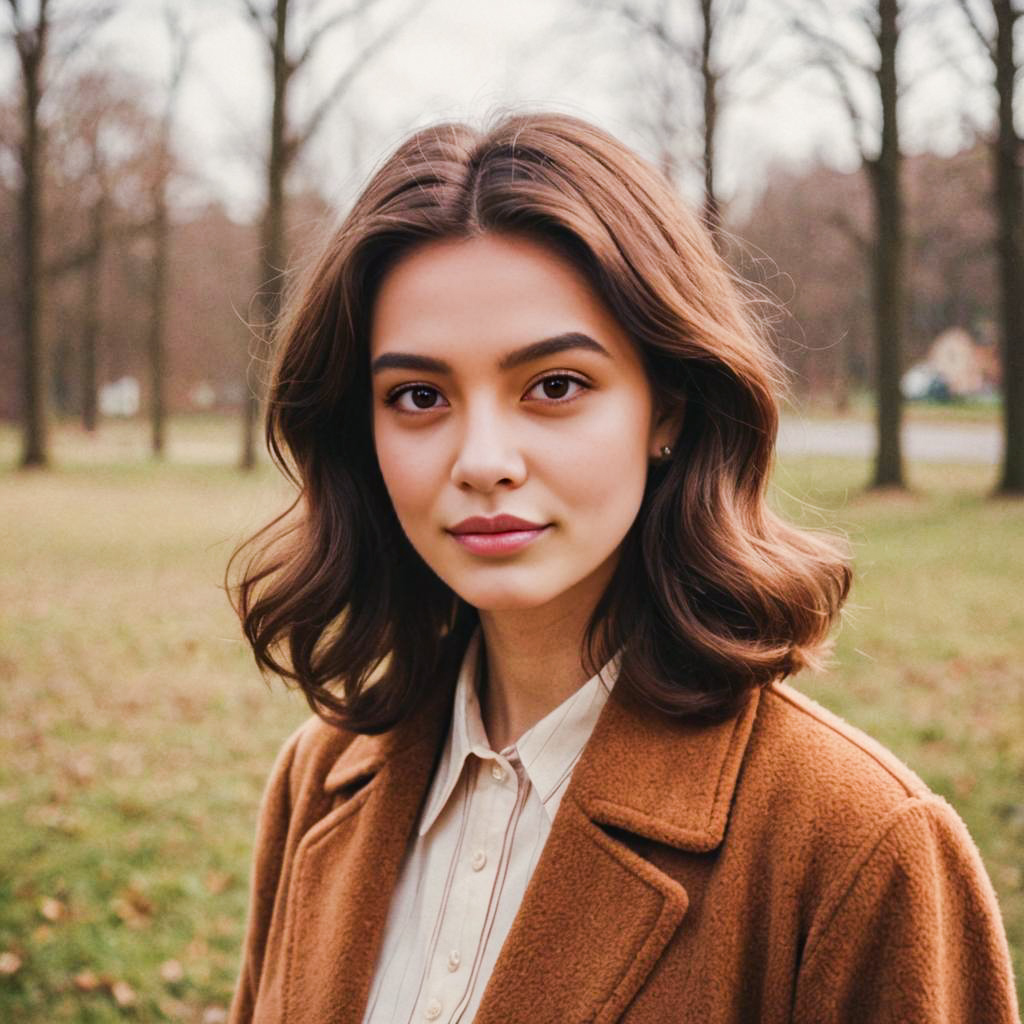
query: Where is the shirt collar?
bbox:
[418,630,619,836]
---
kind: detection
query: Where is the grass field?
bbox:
[0,417,1021,1020]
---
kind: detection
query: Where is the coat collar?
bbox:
[294,668,760,1024]
[568,678,760,853]
[324,669,759,854]
[414,630,619,835]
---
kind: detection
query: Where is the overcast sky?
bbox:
[3,0,994,221]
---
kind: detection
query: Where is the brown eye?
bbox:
[411,387,439,409]
[388,384,448,412]
[524,374,588,403]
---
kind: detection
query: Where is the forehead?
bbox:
[369,233,635,364]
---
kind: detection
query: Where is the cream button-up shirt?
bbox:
[361,631,618,1024]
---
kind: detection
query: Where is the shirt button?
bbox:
[424,997,442,1020]
[447,949,461,972]
[471,849,487,871]
[490,763,505,782]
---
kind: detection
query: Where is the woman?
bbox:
[226,113,1018,1023]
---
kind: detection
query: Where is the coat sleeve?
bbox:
[227,723,306,1024]
[793,796,1019,1023]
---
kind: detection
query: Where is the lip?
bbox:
[446,515,550,556]
[449,515,546,535]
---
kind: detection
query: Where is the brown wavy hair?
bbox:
[227,111,852,733]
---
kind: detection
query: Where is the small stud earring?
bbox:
[659,445,672,459]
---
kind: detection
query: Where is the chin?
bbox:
[457,587,561,613]
[446,570,570,614]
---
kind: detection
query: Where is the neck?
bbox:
[475,556,616,752]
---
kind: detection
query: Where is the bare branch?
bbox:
[616,2,696,62]
[953,0,996,61]
[710,0,746,37]
[780,0,881,161]
[240,0,272,42]
[926,6,989,94]
[724,9,797,99]
[51,3,118,70]
[163,3,194,100]
[810,51,873,162]
[296,0,430,148]
[240,0,264,24]
[788,13,877,77]
[899,54,953,97]
[293,0,384,69]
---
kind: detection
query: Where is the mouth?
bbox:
[446,515,550,556]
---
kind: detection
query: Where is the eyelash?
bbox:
[383,372,592,413]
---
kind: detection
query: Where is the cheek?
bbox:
[547,399,652,514]
[373,422,444,524]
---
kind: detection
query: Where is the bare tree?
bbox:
[44,66,159,432]
[789,0,907,489]
[954,0,1024,495]
[5,0,53,466]
[238,0,426,471]
[147,7,191,458]
[3,0,114,466]
[79,130,107,432]
[580,0,777,236]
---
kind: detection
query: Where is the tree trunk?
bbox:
[699,0,720,236]
[17,36,48,467]
[80,196,105,432]
[52,302,74,416]
[992,0,1024,494]
[242,0,290,472]
[149,179,170,457]
[869,0,905,488]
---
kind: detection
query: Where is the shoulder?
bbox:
[262,713,359,818]
[736,682,974,872]
[754,681,930,801]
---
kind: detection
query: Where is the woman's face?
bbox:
[370,232,676,614]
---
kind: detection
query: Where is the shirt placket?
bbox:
[414,750,522,1023]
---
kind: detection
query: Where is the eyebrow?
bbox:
[370,331,612,375]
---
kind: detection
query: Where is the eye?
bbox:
[523,373,589,403]
[386,384,449,412]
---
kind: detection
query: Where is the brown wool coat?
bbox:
[228,677,1019,1024]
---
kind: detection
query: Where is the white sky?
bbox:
[2,0,997,222]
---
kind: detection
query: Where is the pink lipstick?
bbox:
[447,515,550,556]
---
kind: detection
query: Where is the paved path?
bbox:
[777,418,1002,464]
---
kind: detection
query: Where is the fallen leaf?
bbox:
[40,897,64,922]
[204,870,232,895]
[25,804,80,834]
[0,951,22,975]
[158,997,190,1019]
[953,772,976,798]
[111,885,153,928]
[111,980,136,1007]
[66,753,96,785]
[74,969,101,992]
[160,959,185,983]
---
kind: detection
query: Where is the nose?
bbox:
[450,403,527,493]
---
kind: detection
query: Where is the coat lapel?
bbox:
[274,679,456,1024]
[474,683,761,1024]
[275,665,760,1024]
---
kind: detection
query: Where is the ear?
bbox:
[649,397,686,459]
